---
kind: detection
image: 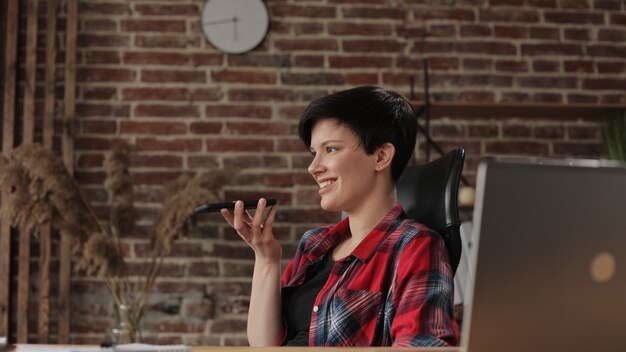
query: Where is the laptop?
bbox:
[462,159,626,352]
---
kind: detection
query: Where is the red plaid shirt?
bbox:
[280,204,459,347]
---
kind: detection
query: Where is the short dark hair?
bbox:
[298,86,417,183]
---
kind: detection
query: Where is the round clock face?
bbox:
[201,0,270,54]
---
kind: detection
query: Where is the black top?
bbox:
[283,254,334,346]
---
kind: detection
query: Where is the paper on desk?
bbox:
[16,344,189,352]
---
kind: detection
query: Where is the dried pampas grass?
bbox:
[0,143,225,340]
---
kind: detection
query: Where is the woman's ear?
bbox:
[374,143,395,172]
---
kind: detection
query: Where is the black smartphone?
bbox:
[194,199,277,214]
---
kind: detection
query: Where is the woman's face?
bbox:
[308,118,378,213]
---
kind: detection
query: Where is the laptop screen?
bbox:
[462,159,626,352]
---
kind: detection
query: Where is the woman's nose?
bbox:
[308,154,323,176]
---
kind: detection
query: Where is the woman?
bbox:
[220,86,459,347]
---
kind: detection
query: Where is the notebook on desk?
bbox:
[461,159,626,352]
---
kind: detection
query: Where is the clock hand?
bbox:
[203,17,236,26]
[233,16,238,42]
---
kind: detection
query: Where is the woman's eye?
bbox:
[326,146,337,153]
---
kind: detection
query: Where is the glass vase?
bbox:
[111,303,141,344]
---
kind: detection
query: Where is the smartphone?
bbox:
[194,199,277,214]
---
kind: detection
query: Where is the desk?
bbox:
[6,345,462,352]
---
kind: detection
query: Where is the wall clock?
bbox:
[201,0,270,54]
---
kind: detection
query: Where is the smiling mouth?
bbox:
[318,179,336,189]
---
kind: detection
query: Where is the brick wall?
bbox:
[15,0,626,346]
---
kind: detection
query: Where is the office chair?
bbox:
[397,148,465,274]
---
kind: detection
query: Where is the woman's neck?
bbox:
[345,184,397,243]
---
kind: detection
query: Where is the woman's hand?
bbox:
[220,198,281,261]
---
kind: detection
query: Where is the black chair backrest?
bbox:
[397,148,465,274]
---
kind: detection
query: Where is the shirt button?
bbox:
[313,306,319,313]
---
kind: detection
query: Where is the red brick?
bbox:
[583,78,626,90]
[83,19,117,31]
[532,93,563,103]
[396,25,428,38]
[489,0,524,5]
[228,89,294,102]
[342,7,405,19]
[413,9,475,21]
[501,92,531,102]
[123,52,190,65]
[527,0,558,7]
[586,45,626,58]
[343,39,405,52]
[211,319,247,334]
[519,76,577,88]
[485,141,549,155]
[120,121,187,134]
[277,105,308,120]
[544,11,604,24]
[135,35,198,48]
[567,94,598,103]
[459,91,496,101]
[188,155,219,169]
[427,24,456,37]
[328,22,392,35]
[329,56,392,68]
[129,155,183,168]
[134,4,199,15]
[456,41,517,55]
[529,27,560,40]
[76,103,113,117]
[79,2,128,14]
[191,88,223,101]
[610,13,626,25]
[135,105,199,118]
[568,125,601,139]
[460,24,492,37]
[293,55,324,67]
[600,95,626,104]
[532,60,560,72]
[564,60,594,73]
[294,22,324,35]
[502,124,532,138]
[281,72,345,85]
[188,262,220,276]
[493,25,528,38]
[225,122,297,135]
[533,125,565,138]
[75,137,128,151]
[136,138,202,152]
[227,54,291,67]
[77,34,130,47]
[597,62,626,74]
[82,120,117,134]
[192,53,224,66]
[479,9,540,22]
[495,60,528,72]
[274,39,338,51]
[83,87,116,100]
[560,0,590,8]
[212,70,276,84]
[83,50,119,64]
[553,142,603,157]
[564,28,591,41]
[121,19,185,32]
[594,0,622,10]
[123,88,188,101]
[463,58,493,70]
[345,73,379,85]
[205,105,272,119]
[521,43,583,56]
[77,154,104,168]
[468,124,498,137]
[276,138,307,153]
[189,122,223,134]
[598,29,626,42]
[205,138,274,152]
[141,69,206,83]
[271,5,336,18]
[222,156,286,170]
